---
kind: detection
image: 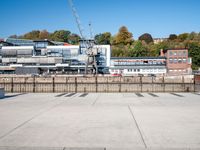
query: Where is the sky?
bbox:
[0,0,200,39]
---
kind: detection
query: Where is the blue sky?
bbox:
[1,0,200,39]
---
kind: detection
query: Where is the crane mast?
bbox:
[68,0,99,75]
[68,0,84,39]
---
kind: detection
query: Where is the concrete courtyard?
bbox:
[0,92,200,150]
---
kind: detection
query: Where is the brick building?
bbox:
[161,48,192,75]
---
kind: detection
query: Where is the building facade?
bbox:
[109,57,167,76]
[0,38,111,74]
[161,49,192,75]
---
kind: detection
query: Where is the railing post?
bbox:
[119,76,121,92]
[33,77,36,93]
[11,77,13,93]
[75,77,77,93]
[53,77,55,93]
[96,76,98,93]
[140,76,143,92]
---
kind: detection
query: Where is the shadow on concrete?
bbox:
[0,93,26,100]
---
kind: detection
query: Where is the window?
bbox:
[174,51,177,56]
[169,58,173,63]
[178,59,182,63]
[183,51,187,56]
[183,58,187,63]
[169,51,173,56]
[174,58,178,63]
[188,58,192,64]
[178,51,182,56]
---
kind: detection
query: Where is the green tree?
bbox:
[178,33,189,42]
[169,34,177,41]
[50,30,71,42]
[129,41,148,57]
[68,33,81,45]
[113,26,133,45]
[95,32,111,45]
[187,42,200,69]
[138,33,153,44]
[149,41,170,56]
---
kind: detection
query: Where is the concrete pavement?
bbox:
[0,93,200,150]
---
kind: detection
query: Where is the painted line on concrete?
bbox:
[192,93,200,96]
[148,93,159,97]
[170,93,184,97]
[135,93,144,97]
[0,93,27,100]
[128,106,147,148]
[79,93,88,97]
[65,93,77,97]
[55,93,68,97]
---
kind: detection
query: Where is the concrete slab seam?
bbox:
[0,98,69,140]
[92,94,100,106]
[128,105,147,149]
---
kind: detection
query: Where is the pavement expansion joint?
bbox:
[128,106,147,148]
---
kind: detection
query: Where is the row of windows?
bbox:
[169,69,187,72]
[169,58,187,64]
[127,69,140,72]
[169,51,187,57]
[127,69,165,73]
[113,61,165,66]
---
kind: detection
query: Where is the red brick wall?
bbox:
[165,49,191,75]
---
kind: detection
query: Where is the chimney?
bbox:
[160,49,164,57]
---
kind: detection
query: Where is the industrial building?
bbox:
[0,38,111,75]
[0,38,192,76]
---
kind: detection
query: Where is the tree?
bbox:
[187,42,200,69]
[23,30,40,40]
[138,33,153,44]
[113,26,133,45]
[68,33,81,45]
[39,30,49,39]
[95,32,111,45]
[149,41,170,56]
[50,30,71,42]
[169,34,177,41]
[178,33,189,42]
[129,41,148,57]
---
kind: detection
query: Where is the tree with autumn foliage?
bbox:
[113,26,133,45]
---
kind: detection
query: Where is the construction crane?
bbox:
[68,0,99,75]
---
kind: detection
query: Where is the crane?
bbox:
[68,0,99,75]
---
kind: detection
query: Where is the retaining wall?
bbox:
[0,76,198,93]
